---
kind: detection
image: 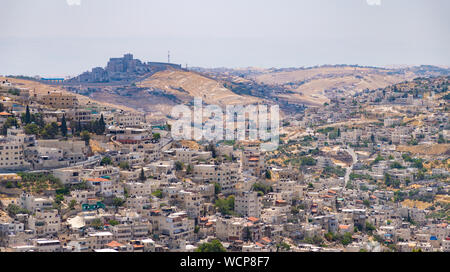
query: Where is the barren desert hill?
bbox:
[136,69,261,107]
[247,65,449,85]
[82,68,263,116]
[10,63,448,116]
[132,64,449,109]
[233,65,449,106]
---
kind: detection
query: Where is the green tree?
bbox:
[215,196,235,215]
[175,161,184,171]
[61,114,67,137]
[390,161,404,169]
[196,239,226,252]
[277,242,291,251]
[101,156,112,166]
[7,204,31,216]
[186,164,193,175]
[340,232,353,246]
[112,197,124,207]
[2,116,18,135]
[54,194,64,204]
[24,123,40,135]
[384,173,392,187]
[81,130,90,146]
[69,199,77,210]
[153,133,161,141]
[365,222,376,233]
[152,189,163,198]
[206,143,217,158]
[214,183,221,195]
[252,183,273,195]
[76,120,82,135]
[97,114,106,134]
[31,113,45,127]
[25,105,31,124]
[119,161,130,170]
[300,156,316,166]
[139,168,146,181]
[265,170,272,179]
[41,122,59,139]
[91,218,103,229]
[108,219,120,226]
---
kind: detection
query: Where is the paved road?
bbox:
[343,146,357,186]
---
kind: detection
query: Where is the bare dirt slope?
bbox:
[137,69,261,107]
[85,69,261,115]
[88,87,178,115]
[249,66,419,106]
[397,144,450,156]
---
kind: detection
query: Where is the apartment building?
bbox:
[85,165,120,182]
[53,166,84,185]
[174,148,212,164]
[69,190,96,205]
[216,217,247,241]
[126,196,152,212]
[235,191,262,218]
[193,163,241,194]
[114,112,145,127]
[111,222,152,242]
[158,212,195,241]
[66,108,96,124]
[37,139,87,164]
[85,177,123,197]
[0,128,33,170]
[124,181,152,197]
[40,92,78,108]
[88,231,114,250]
[19,193,54,212]
[0,220,24,236]
[28,209,61,237]
[177,190,203,219]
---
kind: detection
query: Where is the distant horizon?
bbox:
[1,0,449,77]
[2,51,449,78]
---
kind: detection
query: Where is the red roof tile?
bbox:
[106,241,124,248]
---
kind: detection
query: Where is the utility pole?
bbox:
[168,51,170,63]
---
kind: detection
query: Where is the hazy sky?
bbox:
[0,0,449,77]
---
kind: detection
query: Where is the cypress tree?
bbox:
[98,114,106,134]
[77,120,82,134]
[25,105,31,124]
[61,114,67,137]
[139,168,146,181]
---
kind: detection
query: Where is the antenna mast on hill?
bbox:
[168,51,170,63]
